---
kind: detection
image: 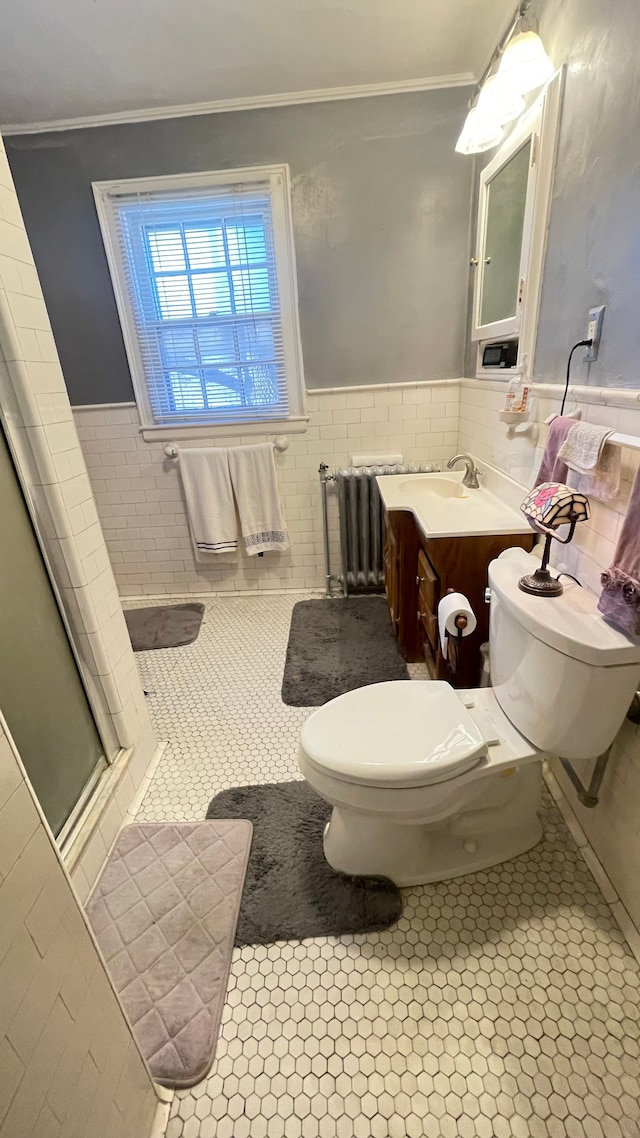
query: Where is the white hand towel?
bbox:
[178,447,238,560]
[228,443,288,556]
[558,422,621,501]
[571,444,621,502]
[557,421,613,472]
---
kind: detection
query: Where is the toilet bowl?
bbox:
[299,681,543,886]
[298,547,640,886]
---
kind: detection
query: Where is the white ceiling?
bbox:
[0,0,514,131]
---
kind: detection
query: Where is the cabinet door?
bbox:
[383,517,400,636]
[417,549,439,652]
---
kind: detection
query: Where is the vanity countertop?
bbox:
[377,459,533,540]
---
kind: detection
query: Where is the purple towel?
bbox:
[598,465,640,637]
[534,416,576,487]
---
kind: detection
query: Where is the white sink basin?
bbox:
[377,463,531,540]
[396,476,470,501]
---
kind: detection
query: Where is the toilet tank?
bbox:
[488,548,640,760]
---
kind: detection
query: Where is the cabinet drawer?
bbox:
[417,549,439,615]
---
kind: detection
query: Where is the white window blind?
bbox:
[94,168,305,429]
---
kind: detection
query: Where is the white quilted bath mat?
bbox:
[86,821,252,1088]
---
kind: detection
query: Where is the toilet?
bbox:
[298,548,640,886]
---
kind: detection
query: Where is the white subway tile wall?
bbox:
[73,381,460,597]
[459,378,640,931]
[0,132,157,889]
[0,717,158,1138]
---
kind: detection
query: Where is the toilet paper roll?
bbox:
[438,592,477,655]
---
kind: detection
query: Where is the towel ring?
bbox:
[163,436,289,460]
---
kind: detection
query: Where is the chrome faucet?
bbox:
[447,453,481,489]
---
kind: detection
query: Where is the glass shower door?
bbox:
[0,426,106,836]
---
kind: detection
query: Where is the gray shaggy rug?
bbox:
[124,602,204,651]
[205,781,402,945]
[281,596,409,706]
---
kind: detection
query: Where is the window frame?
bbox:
[93,164,307,438]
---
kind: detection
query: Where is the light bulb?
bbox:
[477,74,526,125]
[455,107,504,155]
[496,30,554,96]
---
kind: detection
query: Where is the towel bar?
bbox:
[544,415,640,452]
[163,436,289,459]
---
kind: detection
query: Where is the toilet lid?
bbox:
[301,681,487,788]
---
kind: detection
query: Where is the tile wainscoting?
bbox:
[73,381,460,597]
[459,377,640,931]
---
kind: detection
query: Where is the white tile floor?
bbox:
[131,594,640,1138]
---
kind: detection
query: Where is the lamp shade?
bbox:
[496,30,554,95]
[476,74,526,125]
[521,482,590,534]
[455,107,504,155]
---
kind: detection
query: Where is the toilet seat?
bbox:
[300,680,488,789]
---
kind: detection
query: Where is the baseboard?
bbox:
[120,587,325,602]
[543,762,640,965]
[124,740,169,823]
[149,1086,173,1138]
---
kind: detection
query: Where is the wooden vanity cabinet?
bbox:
[383,510,535,688]
[382,519,400,634]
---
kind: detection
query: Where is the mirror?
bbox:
[480,139,531,327]
[471,73,564,373]
[471,111,538,346]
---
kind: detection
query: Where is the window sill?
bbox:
[140,416,309,444]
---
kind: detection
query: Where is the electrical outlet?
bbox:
[585,305,605,362]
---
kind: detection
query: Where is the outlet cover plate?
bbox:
[585,305,605,362]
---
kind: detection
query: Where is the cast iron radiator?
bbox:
[319,463,439,597]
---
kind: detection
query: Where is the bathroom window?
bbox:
[93,166,306,433]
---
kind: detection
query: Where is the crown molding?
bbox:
[1,73,475,136]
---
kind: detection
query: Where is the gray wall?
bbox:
[532,0,640,387]
[466,0,640,386]
[6,89,473,406]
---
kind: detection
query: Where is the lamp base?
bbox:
[518,567,564,597]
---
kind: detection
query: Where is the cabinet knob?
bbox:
[470,257,479,266]
[416,575,425,586]
[417,611,428,621]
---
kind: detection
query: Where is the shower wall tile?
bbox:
[0,130,158,890]
[73,380,460,597]
[0,714,158,1138]
[458,377,640,933]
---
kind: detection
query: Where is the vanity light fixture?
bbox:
[455,106,504,155]
[455,1,553,155]
[476,74,525,126]
[496,30,554,96]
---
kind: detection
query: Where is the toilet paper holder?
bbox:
[443,588,469,674]
[446,587,469,630]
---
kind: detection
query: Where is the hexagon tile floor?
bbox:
[130,593,640,1138]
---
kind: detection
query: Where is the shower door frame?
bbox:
[0,410,120,826]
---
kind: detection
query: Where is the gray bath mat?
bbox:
[281,596,409,706]
[124,602,205,651]
[86,821,251,1088]
[205,781,402,945]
